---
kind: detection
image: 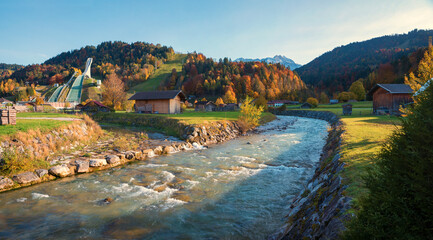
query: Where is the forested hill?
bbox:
[296,29,433,92]
[160,53,306,101]
[7,41,175,86]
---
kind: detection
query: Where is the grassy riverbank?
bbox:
[0,112,80,136]
[339,115,401,207]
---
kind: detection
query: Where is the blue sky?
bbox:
[1,0,432,65]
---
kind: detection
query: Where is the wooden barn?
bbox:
[81,100,110,113]
[367,84,413,115]
[195,101,217,112]
[129,90,186,114]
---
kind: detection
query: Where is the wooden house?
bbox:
[367,84,413,115]
[81,100,110,112]
[195,101,217,112]
[129,90,186,114]
[0,98,13,107]
[300,102,313,109]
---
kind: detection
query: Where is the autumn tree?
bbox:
[349,80,366,101]
[215,97,224,105]
[405,46,433,92]
[306,97,319,107]
[102,73,127,110]
[223,87,237,103]
[319,92,329,104]
[238,96,264,133]
[338,91,356,102]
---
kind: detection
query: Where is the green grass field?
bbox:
[339,115,402,206]
[287,101,373,116]
[17,112,81,118]
[81,78,102,102]
[111,109,275,125]
[129,54,187,93]
[0,119,71,136]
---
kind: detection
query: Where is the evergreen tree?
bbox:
[343,83,433,239]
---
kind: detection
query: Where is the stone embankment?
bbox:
[0,120,241,193]
[269,110,351,239]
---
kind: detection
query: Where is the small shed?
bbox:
[330,99,339,104]
[367,84,413,115]
[81,100,110,112]
[129,90,186,114]
[195,101,217,112]
[342,104,352,116]
[0,98,13,107]
[300,102,313,109]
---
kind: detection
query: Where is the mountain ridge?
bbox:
[235,55,302,70]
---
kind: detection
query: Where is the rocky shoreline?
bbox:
[0,120,241,193]
[269,110,351,239]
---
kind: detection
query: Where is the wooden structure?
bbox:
[0,108,16,125]
[195,101,217,112]
[342,104,352,116]
[81,100,110,113]
[300,102,313,109]
[367,84,413,115]
[0,98,13,107]
[129,90,186,114]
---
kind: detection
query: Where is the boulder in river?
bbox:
[35,169,48,178]
[163,146,175,154]
[106,155,121,166]
[12,172,41,185]
[89,159,107,167]
[75,160,90,173]
[49,165,71,178]
[142,149,155,158]
[0,176,14,190]
[124,151,135,160]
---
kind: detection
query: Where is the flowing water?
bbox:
[0,116,328,239]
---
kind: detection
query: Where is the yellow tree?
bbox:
[215,97,224,105]
[102,73,127,109]
[223,87,237,103]
[405,47,433,92]
[238,96,264,132]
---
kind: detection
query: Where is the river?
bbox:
[0,116,328,239]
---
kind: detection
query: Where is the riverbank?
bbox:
[0,114,245,193]
[270,110,350,239]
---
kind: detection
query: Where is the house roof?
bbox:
[0,97,13,104]
[84,100,109,108]
[195,101,216,106]
[129,90,185,101]
[367,84,413,96]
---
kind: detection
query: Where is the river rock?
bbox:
[0,176,14,190]
[12,172,41,185]
[142,149,155,158]
[89,159,107,167]
[49,165,71,178]
[153,146,163,155]
[106,155,120,166]
[163,146,175,154]
[35,169,48,178]
[124,151,135,160]
[75,160,90,173]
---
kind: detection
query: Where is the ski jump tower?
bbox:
[83,58,93,79]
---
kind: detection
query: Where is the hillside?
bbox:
[296,29,433,92]
[5,41,174,87]
[235,55,302,70]
[129,54,186,93]
[160,53,306,101]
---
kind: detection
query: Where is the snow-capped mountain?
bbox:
[235,55,302,70]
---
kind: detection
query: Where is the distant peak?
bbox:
[234,55,302,70]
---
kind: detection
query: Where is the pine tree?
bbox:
[343,83,433,239]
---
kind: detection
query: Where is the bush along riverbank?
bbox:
[269,110,351,239]
[0,116,242,193]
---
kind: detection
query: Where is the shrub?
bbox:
[338,91,356,102]
[306,97,319,107]
[238,96,264,133]
[343,83,433,239]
